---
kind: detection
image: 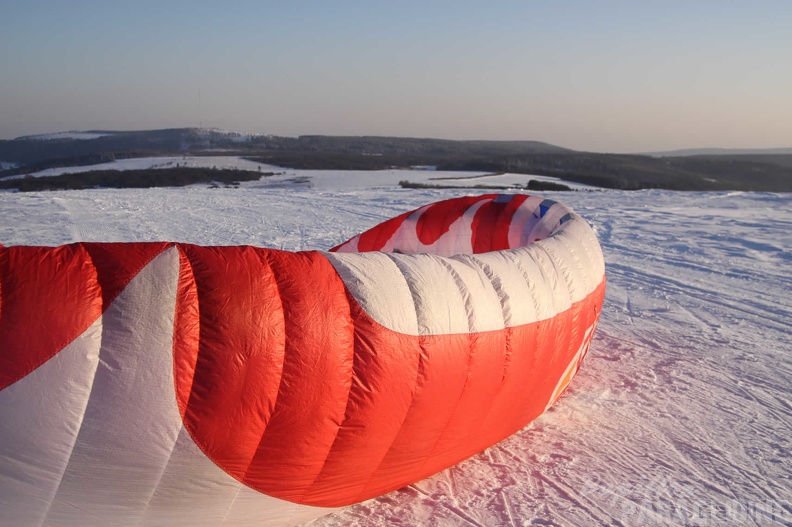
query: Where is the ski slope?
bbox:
[1,177,790,526]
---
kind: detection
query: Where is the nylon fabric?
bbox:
[42,247,182,526]
[0,317,102,526]
[0,194,606,525]
[0,244,101,390]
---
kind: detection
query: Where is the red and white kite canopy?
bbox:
[0,194,605,527]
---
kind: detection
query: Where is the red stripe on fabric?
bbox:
[242,250,355,501]
[333,211,411,252]
[476,323,538,438]
[172,246,200,420]
[471,199,508,253]
[469,195,529,253]
[179,246,287,476]
[0,242,168,390]
[416,195,493,246]
[303,292,422,504]
[357,278,605,504]
[496,194,530,250]
[414,330,508,476]
[360,333,471,497]
[333,195,537,256]
[174,249,356,502]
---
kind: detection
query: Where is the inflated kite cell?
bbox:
[0,194,605,527]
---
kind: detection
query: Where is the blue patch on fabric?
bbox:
[539,199,556,218]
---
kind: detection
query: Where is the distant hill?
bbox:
[1,128,791,191]
[0,129,569,168]
[641,147,792,157]
[437,152,792,192]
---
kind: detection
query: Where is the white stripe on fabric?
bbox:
[441,255,505,333]
[324,215,604,336]
[323,251,419,335]
[382,253,474,335]
[220,486,336,527]
[138,427,336,527]
[42,247,184,526]
[0,318,102,527]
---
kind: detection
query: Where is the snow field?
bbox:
[0,181,789,527]
[17,132,115,141]
[2,155,597,191]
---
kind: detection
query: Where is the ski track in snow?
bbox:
[1,178,790,526]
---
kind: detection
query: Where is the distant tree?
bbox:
[526,179,571,191]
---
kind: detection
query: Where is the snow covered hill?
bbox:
[1,178,789,526]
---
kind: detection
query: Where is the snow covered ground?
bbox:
[0,156,268,180]
[1,178,790,526]
[2,155,598,190]
[16,131,115,141]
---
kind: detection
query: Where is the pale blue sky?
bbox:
[1,1,790,151]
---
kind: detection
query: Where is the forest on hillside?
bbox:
[2,129,791,191]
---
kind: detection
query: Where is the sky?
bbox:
[1,1,790,152]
